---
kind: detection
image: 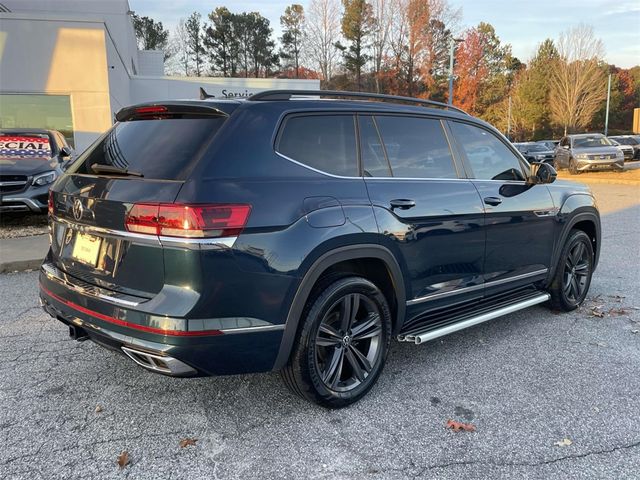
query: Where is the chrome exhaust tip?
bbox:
[121,346,196,376]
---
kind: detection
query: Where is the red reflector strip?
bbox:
[40,284,222,337]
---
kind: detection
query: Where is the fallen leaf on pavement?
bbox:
[179,438,198,448]
[117,451,129,469]
[608,308,629,316]
[589,307,605,318]
[446,419,476,432]
[95,405,103,413]
[554,438,572,447]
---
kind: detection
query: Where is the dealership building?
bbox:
[0,0,319,152]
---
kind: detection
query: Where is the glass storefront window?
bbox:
[0,94,74,147]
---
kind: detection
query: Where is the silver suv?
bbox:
[554,133,624,175]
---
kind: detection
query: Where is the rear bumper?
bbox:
[39,269,285,376]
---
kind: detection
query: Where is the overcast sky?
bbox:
[129,0,640,68]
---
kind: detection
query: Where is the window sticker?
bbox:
[0,136,52,158]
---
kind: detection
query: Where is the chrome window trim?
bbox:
[275,151,473,182]
[406,268,548,306]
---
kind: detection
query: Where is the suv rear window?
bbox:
[276,115,358,176]
[70,117,226,180]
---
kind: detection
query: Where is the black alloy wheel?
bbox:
[549,229,594,311]
[281,276,392,408]
[314,292,383,392]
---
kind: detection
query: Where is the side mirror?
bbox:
[528,162,557,185]
[60,146,73,158]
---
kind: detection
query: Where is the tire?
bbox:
[548,229,594,311]
[281,276,392,408]
[568,158,579,175]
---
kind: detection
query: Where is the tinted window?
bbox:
[70,118,225,180]
[277,115,357,176]
[374,116,457,178]
[360,116,391,177]
[450,122,525,181]
[572,136,612,148]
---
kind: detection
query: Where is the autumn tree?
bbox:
[388,0,458,97]
[204,7,238,76]
[549,24,607,134]
[509,39,558,139]
[590,66,638,132]
[280,4,306,78]
[132,13,170,57]
[370,0,393,92]
[185,12,205,76]
[305,0,342,82]
[338,0,376,90]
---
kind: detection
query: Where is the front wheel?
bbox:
[281,277,392,408]
[568,158,579,175]
[548,229,594,311]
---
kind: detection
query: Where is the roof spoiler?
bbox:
[116,103,228,122]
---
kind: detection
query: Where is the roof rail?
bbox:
[247,89,469,115]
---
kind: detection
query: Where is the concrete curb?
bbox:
[0,259,43,274]
[0,234,49,274]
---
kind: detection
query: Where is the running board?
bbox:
[398,292,550,344]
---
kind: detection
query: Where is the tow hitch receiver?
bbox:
[68,324,89,341]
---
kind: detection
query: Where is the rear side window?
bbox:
[277,115,357,176]
[70,117,226,180]
[449,121,525,181]
[372,116,457,179]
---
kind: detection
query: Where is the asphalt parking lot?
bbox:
[0,184,639,480]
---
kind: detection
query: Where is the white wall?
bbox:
[130,76,320,104]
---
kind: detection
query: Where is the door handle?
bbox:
[390,199,416,210]
[483,196,502,206]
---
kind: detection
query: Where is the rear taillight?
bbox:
[125,204,251,238]
[48,190,54,216]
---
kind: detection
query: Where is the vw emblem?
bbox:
[72,199,84,221]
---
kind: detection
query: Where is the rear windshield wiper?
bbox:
[90,163,143,177]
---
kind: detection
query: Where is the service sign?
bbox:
[0,135,52,158]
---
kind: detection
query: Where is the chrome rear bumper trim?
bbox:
[41,262,144,307]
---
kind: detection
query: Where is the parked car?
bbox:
[0,128,74,213]
[513,142,555,164]
[538,140,559,151]
[554,133,624,174]
[39,91,600,408]
[609,135,640,160]
[608,138,635,161]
